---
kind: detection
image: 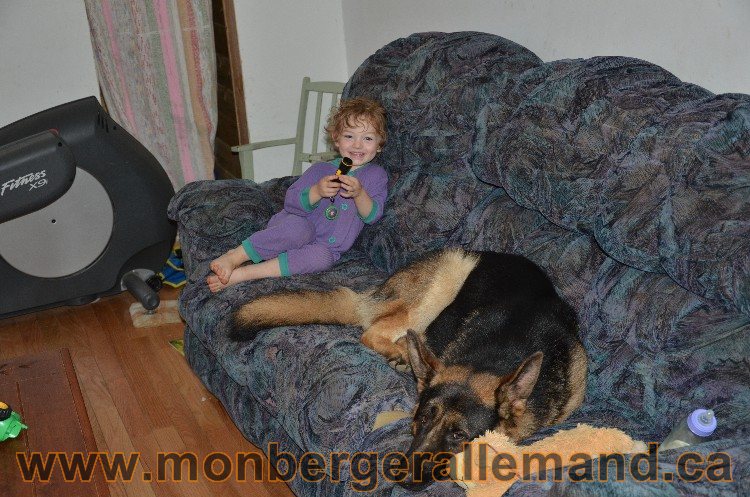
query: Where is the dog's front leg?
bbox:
[361,311,412,370]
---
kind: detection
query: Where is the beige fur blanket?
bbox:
[451,424,646,496]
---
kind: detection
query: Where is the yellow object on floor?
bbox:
[372,409,412,431]
[169,339,185,356]
[129,300,183,328]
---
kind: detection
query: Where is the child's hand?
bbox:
[338,176,363,198]
[314,175,341,198]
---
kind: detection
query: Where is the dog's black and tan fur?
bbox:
[232,248,587,488]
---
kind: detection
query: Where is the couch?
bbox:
[168,32,749,496]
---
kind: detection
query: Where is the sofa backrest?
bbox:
[347,31,750,320]
[345,31,542,272]
[478,55,750,318]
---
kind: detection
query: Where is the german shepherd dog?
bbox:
[232,248,587,489]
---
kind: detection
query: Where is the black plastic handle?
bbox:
[122,272,160,310]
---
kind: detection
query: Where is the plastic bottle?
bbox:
[660,408,717,450]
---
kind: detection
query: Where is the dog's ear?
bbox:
[406,330,443,393]
[495,351,544,419]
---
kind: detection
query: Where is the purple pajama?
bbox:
[242,160,388,276]
[244,213,335,275]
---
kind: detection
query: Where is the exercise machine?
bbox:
[0,97,176,319]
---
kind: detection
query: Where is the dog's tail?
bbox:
[230,287,367,342]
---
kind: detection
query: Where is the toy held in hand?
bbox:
[0,401,28,442]
[330,157,353,202]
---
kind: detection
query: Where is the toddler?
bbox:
[207,97,388,291]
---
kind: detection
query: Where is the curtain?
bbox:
[84,0,217,187]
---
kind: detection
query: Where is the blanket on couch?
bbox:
[169,32,749,496]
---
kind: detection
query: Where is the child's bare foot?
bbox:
[207,272,229,292]
[206,259,282,293]
[206,264,260,292]
[209,246,250,284]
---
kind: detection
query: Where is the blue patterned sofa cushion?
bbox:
[169,32,749,496]
[348,32,543,272]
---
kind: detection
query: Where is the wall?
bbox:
[3,1,746,181]
[0,1,99,128]
[0,0,348,183]
[342,0,750,96]
[234,0,348,182]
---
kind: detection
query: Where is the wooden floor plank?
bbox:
[75,354,155,497]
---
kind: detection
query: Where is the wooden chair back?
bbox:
[232,77,345,180]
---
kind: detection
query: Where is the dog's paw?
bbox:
[387,336,412,372]
[388,357,412,373]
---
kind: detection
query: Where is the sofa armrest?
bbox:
[167,177,296,271]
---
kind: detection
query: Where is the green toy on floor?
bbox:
[0,401,27,442]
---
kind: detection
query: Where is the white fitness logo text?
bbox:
[1,170,47,197]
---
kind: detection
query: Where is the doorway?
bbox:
[212,0,248,179]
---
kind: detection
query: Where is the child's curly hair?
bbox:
[326,97,387,147]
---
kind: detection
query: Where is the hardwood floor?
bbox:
[0,288,294,497]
